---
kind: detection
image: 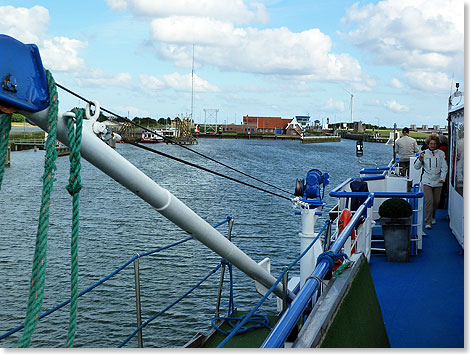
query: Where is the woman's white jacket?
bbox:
[413,149,448,187]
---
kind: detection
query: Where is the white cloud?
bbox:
[155,20,362,81]
[139,74,166,90]
[350,82,372,92]
[384,100,409,112]
[404,71,452,92]
[115,105,149,118]
[0,5,87,73]
[107,0,362,82]
[0,5,49,44]
[341,0,464,88]
[74,69,132,88]
[106,0,269,24]
[41,37,87,71]
[162,72,219,92]
[323,98,345,112]
[390,78,403,88]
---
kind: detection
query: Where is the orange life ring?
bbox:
[333,209,356,270]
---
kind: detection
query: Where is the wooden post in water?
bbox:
[6,145,10,167]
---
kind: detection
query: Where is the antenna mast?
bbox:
[191,44,195,128]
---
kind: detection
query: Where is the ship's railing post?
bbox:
[281,266,289,315]
[215,218,234,317]
[133,255,143,348]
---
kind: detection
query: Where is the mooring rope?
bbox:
[65,107,83,347]
[0,112,12,190]
[17,69,59,347]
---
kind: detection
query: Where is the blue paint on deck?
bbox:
[369,209,464,348]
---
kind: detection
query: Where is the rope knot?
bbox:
[66,181,82,196]
[317,251,348,272]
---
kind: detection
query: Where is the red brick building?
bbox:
[241,116,292,134]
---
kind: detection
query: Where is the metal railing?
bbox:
[216,220,331,348]
[261,198,373,348]
[0,216,233,348]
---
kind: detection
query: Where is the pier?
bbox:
[196,134,340,143]
[340,132,426,144]
[9,139,45,151]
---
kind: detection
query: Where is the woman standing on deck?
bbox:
[414,134,448,229]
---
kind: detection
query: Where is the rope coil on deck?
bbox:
[211,314,271,336]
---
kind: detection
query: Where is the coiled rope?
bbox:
[0,112,12,189]
[17,69,59,347]
[211,314,271,336]
[65,108,83,347]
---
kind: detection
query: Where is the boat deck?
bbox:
[369,208,464,348]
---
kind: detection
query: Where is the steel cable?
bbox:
[128,141,291,201]
[55,83,293,197]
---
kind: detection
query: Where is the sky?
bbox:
[0,0,465,128]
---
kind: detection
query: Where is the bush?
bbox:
[378,198,413,218]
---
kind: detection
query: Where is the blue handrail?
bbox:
[0,216,233,342]
[217,220,331,348]
[261,197,372,348]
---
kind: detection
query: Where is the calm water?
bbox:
[0,138,391,347]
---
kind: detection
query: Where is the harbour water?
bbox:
[0,138,392,347]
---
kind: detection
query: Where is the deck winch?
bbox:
[293,169,330,289]
[294,169,329,206]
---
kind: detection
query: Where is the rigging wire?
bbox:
[128,141,291,201]
[55,83,294,197]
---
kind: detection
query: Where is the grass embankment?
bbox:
[9,131,45,140]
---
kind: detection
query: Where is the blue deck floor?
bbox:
[368,208,464,348]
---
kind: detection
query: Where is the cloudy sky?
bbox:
[0,0,465,127]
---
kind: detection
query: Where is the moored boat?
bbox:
[140,130,164,143]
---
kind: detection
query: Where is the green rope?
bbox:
[65,108,83,347]
[17,69,58,347]
[0,113,12,190]
[334,261,352,276]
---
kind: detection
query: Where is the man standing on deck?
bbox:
[396,127,418,177]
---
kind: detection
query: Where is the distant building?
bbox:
[433,125,440,131]
[421,125,428,130]
[242,116,291,134]
[295,115,311,130]
[286,117,303,136]
[410,124,417,131]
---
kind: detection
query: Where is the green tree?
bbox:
[11,113,25,122]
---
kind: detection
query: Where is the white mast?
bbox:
[344,87,354,123]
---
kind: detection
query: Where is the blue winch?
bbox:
[0,34,49,112]
[294,169,329,206]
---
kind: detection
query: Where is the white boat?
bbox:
[140,130,164,143]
